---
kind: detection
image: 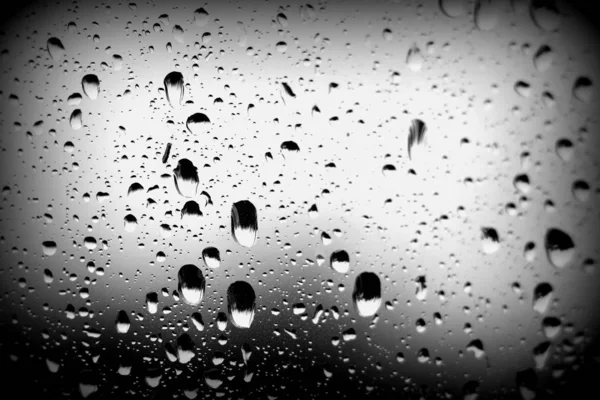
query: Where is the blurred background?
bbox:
[0,0,599,398]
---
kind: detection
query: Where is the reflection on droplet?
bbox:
[352,272,381,317]
[202,247,221,269]
[186,113,210,134]
[573,76,593,103]
[164,71,184,108]
[330,250,350,273]
[533,282,553,314]
[231,200,258,248]
[481,227,500,254]
[406,44,424,72]
[47,37,66,60]
[407,119,427,160]
[116,310,130,333]
[173,159,199,198]
[42,241,57,256]
[177,264,205,306]
[545,228,575,268]
[227,281,256,328]
[81,74,100,100]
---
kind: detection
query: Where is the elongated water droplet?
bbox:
[407,119,427,160]
[162,143,172,164]
[81,74,100,100]
[176,333,195,364]
[531,0,561,32]
[573,76,593,103]
[47,37,66,60]
[474,0,499,31]
[173,159,199,198]
[116,310,130,333]
[352,272,381,317]
[231,200,258,248]
[545,228,575,268]
[146,292,158,314]
[533,45,553,72]
[533,282,553,314]
[555,138,573,161]
[164,71,184,108]
[177,264,205,306]
[406,44,423,71]
[194,8,209,27]
[69,109,82,130]
[572,180,590,202]
[227,281,256,328]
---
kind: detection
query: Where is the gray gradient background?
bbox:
[0,0,599,398]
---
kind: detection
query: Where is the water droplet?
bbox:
[231,200,258,248]
[47,37,66,60]
[69,110,82,131]
[481,227,500,254]
[146,292,158,314]
[514,81,532,97]
[173,159,199,198]
[186,113,210,134]
[194,8,209,27]
[406,44,424,71]
[533,45,553,72]
[533,283,553,314]
[407,119,427,160]
[81,74,100,100]
[164,71,184,108]
[42,241,57,256]
[330,250,350,273]
[202,247,221,269]
[227,281,256,328]
[531,0,561,31]
[181,200,202,219]
[545,228,575,268]
[177,264,205,306]
[116,310,130,333]
[555,138,573,161]
[474,0,500,31]
[176,333,195,363]
[573,76,593,103]
[352,272,381,317]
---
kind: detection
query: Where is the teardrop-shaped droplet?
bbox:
[555,138,573,162]
[186,113,210,134]
[177,264,205,306]
[533,45,553,72]
[227,281,256,328]
[533,341,551,369]
[194,8,209,27]
[545,228,575,268]
[164,71,184,108]
[176,333,195,364]
[406,43,424,72]
[573,76,593,103]
[81,74,100,100]
[173,159,199,198]
[352,272,382,317]
[513,174,531,194]
[572,180,590,203]
[533,282,553,314]
[69,109,82,130]
[231,200,258,248]
[116,310,130,333]
[330,250,350,273]
[47,37,66,60]
[407,119,427,160]
[146,292,158,314]
[202,247,221,269]
[514,81,532,97]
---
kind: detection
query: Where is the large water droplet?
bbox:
[330,250,350,273]
[81,74,100,100]
[407,119,427,160]
[440,0,467,17]
[186,113,210,134]
[352,272,382,317]
[177,264,205,306]
[231,200,258,248]
[227,281,256,328]
[116,310,130,333]
[545,228,575,268]
[173,159,199,198]
[47,37,66,60]
[164,71,184,108]
[533,282,553,314]
[202,247,221,269]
